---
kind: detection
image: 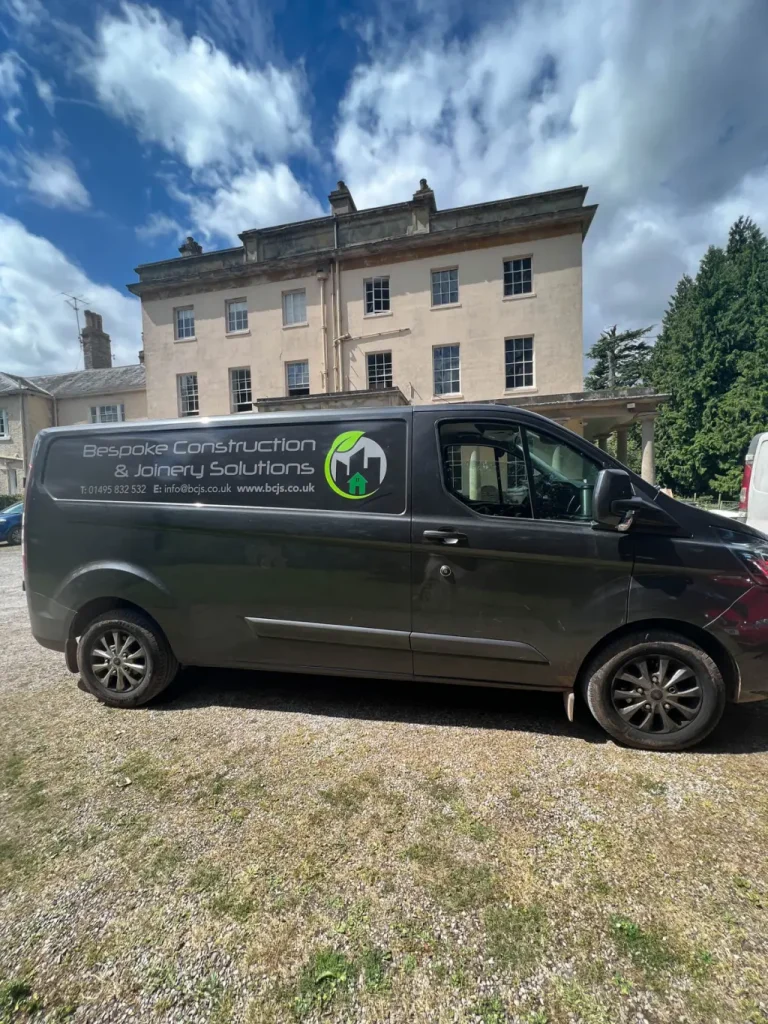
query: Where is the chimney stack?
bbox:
[328,180,357,216]
[81,310,112,370]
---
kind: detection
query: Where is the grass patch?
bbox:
[113,751,169,794]
[434,861,501,911]
[610,915,677,971]
[636,776,668,797]
[360,947,391,992]
[294,949,355,1018]
[485,904,548,971]
[473,994,508,1022]
[319,776,377,816]
[188,861,224,892]
[554,981,611,1024]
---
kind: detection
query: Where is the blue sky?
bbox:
[1,0,768,374]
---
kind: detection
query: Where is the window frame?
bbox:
[504,336,535,391]
[0,407,9,439]
[89,404,125,424]
[174,305,196,341]
[502,255,534,299]
[366,351,393,391]
[285,359,310,397]
[430,266,459,308]
[177,372,199,417]
[432,343,461,397]
[229,366,253,413]
[364,275,391,316]
[282,289,307,328]
[435,417,603,526]
[226,298,249,334]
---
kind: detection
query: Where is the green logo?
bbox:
[325,430,388,500]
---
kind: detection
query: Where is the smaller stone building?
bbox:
[0,311,146,496]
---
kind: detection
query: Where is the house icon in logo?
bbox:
[348,472,367,496]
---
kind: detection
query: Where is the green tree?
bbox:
[584,324,654,390]
[652,216,768,497]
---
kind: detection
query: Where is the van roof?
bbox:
[35,403,566,439]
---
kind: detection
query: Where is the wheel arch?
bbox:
[69,596,167,644]
[575,618,740,702]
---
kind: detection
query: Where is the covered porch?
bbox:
[494,387,669,484]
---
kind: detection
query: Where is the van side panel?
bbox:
[25,412,413,677]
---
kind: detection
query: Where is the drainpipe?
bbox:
[317,270,329,393]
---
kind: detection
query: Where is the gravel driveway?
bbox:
[2,543,768,1023]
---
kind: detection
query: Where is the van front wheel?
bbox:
[76,610,178,708]
[583,632,726,751]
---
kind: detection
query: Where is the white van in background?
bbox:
[739,433,768,535]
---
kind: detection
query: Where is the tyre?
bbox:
[76,609,178,708]
[583,631,726,751]
[8,525,21,545]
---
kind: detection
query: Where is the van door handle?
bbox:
[422,529,468,546]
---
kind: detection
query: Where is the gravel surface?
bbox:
[2,542,768,1023]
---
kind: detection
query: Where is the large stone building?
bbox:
[0,312,146,496]
[130,181,595,416]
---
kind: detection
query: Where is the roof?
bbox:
[0,371,52,397]
[28,364,146,398]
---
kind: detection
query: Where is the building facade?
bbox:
[0,312,146,496]
[129,182,596,421]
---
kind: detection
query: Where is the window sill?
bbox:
[430,302,462,311]
[432,393,463,401]
[225,329,251,338]
[363,310,393,319]
[174,336,197,344]
[504,386,538,395]
[282,322,309,330]
[502,292,536,302]
[0,436,11,442]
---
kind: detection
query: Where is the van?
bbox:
[739,432,768,535]
[24,404,768,752]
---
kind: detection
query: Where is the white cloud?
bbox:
[23,152,90,210]
[135,211,184,242]
[0,215,140,374]
[174,164,324,245]
[32,71,55,113]
[334,0,768,349]
[0,50,24,100]
[85,3,311,171]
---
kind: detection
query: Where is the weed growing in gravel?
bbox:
[188,860,224,892]
[294,949,355,1018]
[485,903,548,971]
[319,775,379,816]
[610,914,677,971]
[0,978,43,1018]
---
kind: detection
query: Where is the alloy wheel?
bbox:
[610,654,703,733]
[90,629,149,693]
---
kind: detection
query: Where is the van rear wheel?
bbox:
[583,631,726,751]
[77,610,178,708]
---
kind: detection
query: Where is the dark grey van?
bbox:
[24,404,768,751]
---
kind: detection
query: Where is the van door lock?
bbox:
[439,565,453,578]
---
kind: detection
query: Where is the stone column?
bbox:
[615,428,628,466]
[596,436,608,452]
[639,415,656,484]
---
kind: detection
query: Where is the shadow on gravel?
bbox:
[152,666,609,745]
[148,666,768,754]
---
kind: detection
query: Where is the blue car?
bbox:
[0,502,22,545]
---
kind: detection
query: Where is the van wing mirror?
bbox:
[592,469,634,529]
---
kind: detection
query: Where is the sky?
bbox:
[1,0,767,375]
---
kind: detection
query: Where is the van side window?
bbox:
[524,427,600,522]
[439,421,532,519]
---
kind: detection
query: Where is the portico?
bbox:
[493,386,669,484]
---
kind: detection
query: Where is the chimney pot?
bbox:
[179,236,203,257]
